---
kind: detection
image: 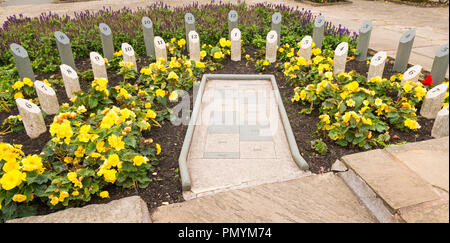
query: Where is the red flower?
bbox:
[422,75,434,86]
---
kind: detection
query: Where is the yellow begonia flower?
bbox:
[156,143,161,155]
[12,194,27,202]
[169,91,178,101]
[107,135,125,151]
[100,191,109,198]
[133,155,148,166]
[156,89,166,97]
[404,118,420,130]
[0,170,26,190]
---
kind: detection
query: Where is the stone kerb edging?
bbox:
[178,74,310,192]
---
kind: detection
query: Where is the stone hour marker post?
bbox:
[430,43,449,85]
[121,43,137,71]
[312,15,325,50]
[367,51,387,80]
[16,98,46,139]
[60,64,81,99]
[185,13,195,50]
[10,43,35,81]
[355,21,373,61]
[34,80,59,115]
[230,28,241,61]
[401,65,422,84]
[420,83,448,119]
[228,10,238,39]
[90,52,108,80]
[154,36,167,62]
[393,29,416,73]
[431,106,449,138]
[54,31,76,70]
[271,12,282,47]
[188,31,201,62]
[299,35,313,61]
[333,42,348,75]
[265,30,278,63]
[99,23,114,60]
[142,17,155,57]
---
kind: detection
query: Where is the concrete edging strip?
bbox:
[178,74,309,191]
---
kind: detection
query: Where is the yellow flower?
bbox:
[313,55,324,65]
[23,78,33,87]
[214,51,224,59]
[50,196,59,205]
[311,48,321,56]
[146,109,157,119]
[360,106,370,114]
[155,89,166,97]
[72,190,79,196]
[12,194,27,202]
[74,146,85,158]
[168,71,179,81]
[12,81,24,90]
[77,105,87,114]
[375,98,383,107]
[67,172,77,182]
[113,50,122,57]
[14,92,24,99]
[21,154,44,173]
[100,110,119,129]
[177,38,186,47]
[2,161,19,173]
[156,143,161,155]
[319,114,330,125]
[103,169,117,183]
[346,99,356,107]
[118,88,130,99]
[278,47,284,53]
[107,154,120,167]
[0,170,26,190]
[169,91,178,101]
[133,155,148,166]
[100,191,109,198]
[195,61,205,69]
[414,86,427,101]
[145,102,152,109]
[363,100,370,106]
[107,134,125,151]
[219,38,227,48]
[262,60,270,66]
[404,118,421,130]
[96,140,107,153]
[402,82,413,93]
[196,50,206,60]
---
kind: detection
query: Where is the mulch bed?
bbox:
[0,45,439,215]
[294,0,353,6]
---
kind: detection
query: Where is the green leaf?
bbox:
[124,136,137,148]
[86,142,96,154]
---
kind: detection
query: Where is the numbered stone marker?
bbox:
[420,83,448,119]
[431,106,449,138]
[393,29,416,73]
[401,65,422,84]
[228,10,238,39]
[34,80,59,115]
[312,15,325,50]
[99,23,114,60]
[142,17,155,57]
[16,98,46,139]
[265,30,278,63]
[271,12,282,46]
[356,21,373,61]
[333,42,348,75]
[185,13,195,49]
[54,31,76,70]
[90,52,107,80]
[154,36,167,62]
[10,43,35,81]
[231,28,241,61]
[299,35,313,61]
[367,51,387,80]
[60,64,80,99]
[188,31,200,62]
[121,43,137,71]
[430,43,449,85]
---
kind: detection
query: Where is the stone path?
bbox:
[185,78,309,199]
[1,0,448,77]
[340,137,449,223]
[152,173,376,223]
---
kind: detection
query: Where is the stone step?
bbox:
[151,173,377,223]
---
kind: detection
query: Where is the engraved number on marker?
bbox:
[442,47,449,52]
[59,35,65,40]
[25,103,32,109]
[157,40,163,45]
[95,56,100,61]
[41,85,47,91]
[191,34,198,39]
[231,14,236,18]
[409,70,415,75]
[376,56,382,61]
[270,35,274,39]
[125,47,132,52]
[405,34,411,39]
[15,47,20,53]
[67,69,72,74]
[144,20,151,25]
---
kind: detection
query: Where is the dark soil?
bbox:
[384,0,449,8]
[0,44,439,215]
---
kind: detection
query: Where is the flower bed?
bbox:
[0,2,446,222]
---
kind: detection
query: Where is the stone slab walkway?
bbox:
[152,173,376,223]
[340,136,449,223]
[185,79,309,199]
[1,0,448,77]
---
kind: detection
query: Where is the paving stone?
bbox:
[385,137,449,192]
[239,125,273,141]
[399,200,449,223]
[341,149,441,211]
[7,196,151,223]
[203,152,240,159]
[152,173,376,223]
[204,133,240,153]
[207,125,239,134]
